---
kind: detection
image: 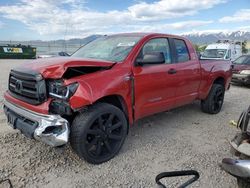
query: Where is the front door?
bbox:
[132,37,179,120]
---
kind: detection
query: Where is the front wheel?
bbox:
[70,103,128,164]
[201,84,225,114]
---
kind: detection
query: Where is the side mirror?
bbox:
[135,52,165,66]
[59,52,70,56]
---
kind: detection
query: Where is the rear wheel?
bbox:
[201,84,225,114]
[70,103,128,164]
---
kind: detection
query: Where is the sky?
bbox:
[0,0,249,41]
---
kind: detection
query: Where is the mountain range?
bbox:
[182,30,250,45]
[75,31,250,45]
[1,31,249,54]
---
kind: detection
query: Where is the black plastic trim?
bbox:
[4,105,38,138]
[8,69,47,105]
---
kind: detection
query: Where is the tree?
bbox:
[242,40,248,54]
[199,45,207,52]
[193,44,199,52]
[193,44,207,52]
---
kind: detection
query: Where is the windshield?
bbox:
[233,56,250,64]
[202,49,227,59]
[72,36,141,62]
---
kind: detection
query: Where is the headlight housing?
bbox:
[240,70,250,75]
[48,80,78,100]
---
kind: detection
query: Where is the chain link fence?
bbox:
[0,40,83,56]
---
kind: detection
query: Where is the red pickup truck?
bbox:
[3,33,232,164]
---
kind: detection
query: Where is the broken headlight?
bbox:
[48,80,78,100]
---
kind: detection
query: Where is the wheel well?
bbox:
[213,77,225,86]
[95,95,126,112]
[95,95,130,132]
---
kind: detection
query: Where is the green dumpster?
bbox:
[0,44,36,59]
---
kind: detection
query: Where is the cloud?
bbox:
[0,21,3,28]
[127,20,214,32]
[238,25,250,31]
[0,0,225,38]
[128,0,226,21]
[219,9,250,23]
[164,20,213,30]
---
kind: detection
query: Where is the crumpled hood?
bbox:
[17,57,115,79]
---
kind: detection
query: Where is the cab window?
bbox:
[225,49,231,59]
[141,38,171,64]
[173,39,190,62]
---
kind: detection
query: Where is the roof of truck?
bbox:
[206,43,242,50]
[206,43,231,49]
[107,32,182,38]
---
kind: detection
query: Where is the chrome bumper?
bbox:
[232,73,250,84]
[3,100,69,147]
[221,158,250,178]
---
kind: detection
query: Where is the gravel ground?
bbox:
[0,59,249,188]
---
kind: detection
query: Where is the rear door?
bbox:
[171,38,201,107]
[133,37,179,120]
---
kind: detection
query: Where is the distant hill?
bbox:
[54,35,103,45]
[182,30,250,45]
[0,35,103,55]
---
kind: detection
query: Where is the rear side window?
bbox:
[225,49,231,59]
[173,39,190,62]
[247,57,250,64]
[141,38,171,64]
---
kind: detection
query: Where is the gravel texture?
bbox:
[0,59,249,188]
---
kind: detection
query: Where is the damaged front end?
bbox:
[3,58,115,147]
[62,66,111,79]
[46,64,114,114]
[4,99,69,147]
[230,106,250,156]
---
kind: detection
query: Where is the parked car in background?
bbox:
[232,55,250,85]
[37,51,70,58]
[201,40,242,61]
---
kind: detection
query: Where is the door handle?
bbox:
[168,69,177,74]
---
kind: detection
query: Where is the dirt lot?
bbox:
[0,59,249,188]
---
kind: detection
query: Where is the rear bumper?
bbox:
[232,74,250,84]
[221,158,250,179]
[3,99,69,147]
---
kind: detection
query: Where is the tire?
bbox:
[201,84,225,114]
[70,103,128,164]
[237,178,250,188]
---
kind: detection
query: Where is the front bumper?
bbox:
[232,73,250,84]
[3,100,69,147]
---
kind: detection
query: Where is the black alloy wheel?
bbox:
[212,87,224,112]
[86,112,124,159]
[70,103,128,164]
[201,84,225,114]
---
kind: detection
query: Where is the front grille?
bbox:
[8,69,47,105]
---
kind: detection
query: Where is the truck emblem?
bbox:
[15,80,23,92]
